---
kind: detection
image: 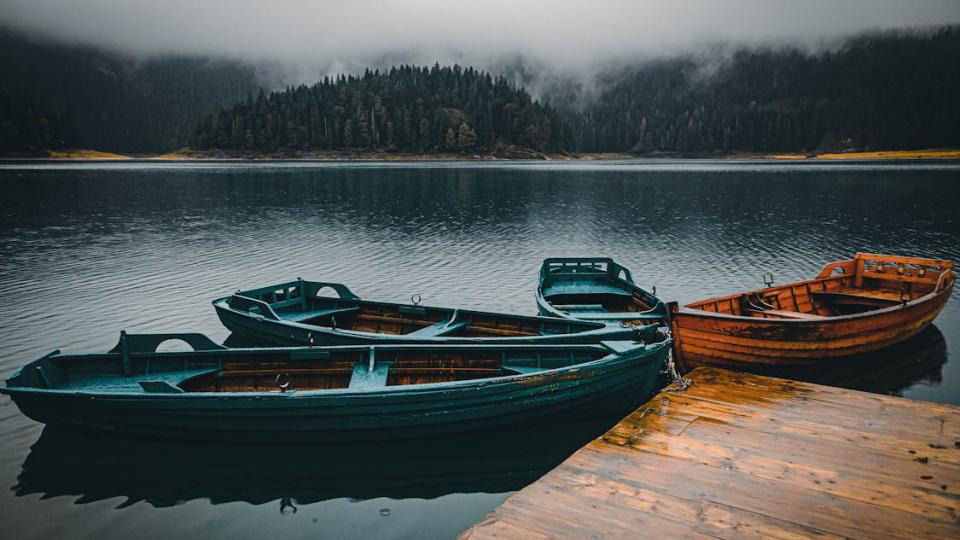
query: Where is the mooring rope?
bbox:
[662,348,692,392]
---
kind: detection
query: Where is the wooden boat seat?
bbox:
[811,290,901,307]
[832,288,905,302]
[552,304,607,313]
[750,309,824,320]
[278,306,360,323]
[348,362,391,389]
[406,318,470,337]
[58,368,221,393]
[544,282,632,297]
[502,365,551,375]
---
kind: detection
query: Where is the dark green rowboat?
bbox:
[213,279,643,346]
[537,258,667,323]
[1,331,670,442]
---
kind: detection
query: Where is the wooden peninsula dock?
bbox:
[460,368,960,539]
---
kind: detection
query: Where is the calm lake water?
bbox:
[1,159,958,539]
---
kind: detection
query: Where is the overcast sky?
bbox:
[3,0,960,74]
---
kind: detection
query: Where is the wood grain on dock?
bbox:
[459,367,960,539]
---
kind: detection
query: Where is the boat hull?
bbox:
[214,300,639,346]
[536,258,667,323]
[3,343,669,442]
[671,281,952,369]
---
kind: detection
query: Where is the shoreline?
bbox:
[2,148,959,163]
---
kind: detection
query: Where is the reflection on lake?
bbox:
[0,160,958,539]
[16,417,616,508]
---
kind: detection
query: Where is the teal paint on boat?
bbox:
[1,331,670,442]
[536,258,668,323]
[213,279,646,347]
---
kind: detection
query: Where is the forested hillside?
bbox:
[0,87,74,153]
[191,65,572,154]
[569,27,960,153]
[0,28,262,152]
[2,25,959,156]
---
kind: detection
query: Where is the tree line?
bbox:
[0,87,74,153]
[2,25,959,155]
[568,26,960,153]
[0,28,261,153]
[191,64,571,154]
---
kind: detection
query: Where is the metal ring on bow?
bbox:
[275,372,291,392]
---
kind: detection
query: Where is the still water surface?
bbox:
[0,160,958,539]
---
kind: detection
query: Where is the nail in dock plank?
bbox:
[459,367,960,539]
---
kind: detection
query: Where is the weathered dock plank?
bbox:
[459,367,960,539]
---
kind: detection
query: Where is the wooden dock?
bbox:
[460,367,960,539]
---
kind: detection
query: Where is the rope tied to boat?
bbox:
[662,349,692,393]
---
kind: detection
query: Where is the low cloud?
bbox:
[2,0,959,81]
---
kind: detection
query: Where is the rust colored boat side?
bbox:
[670,253,954,369]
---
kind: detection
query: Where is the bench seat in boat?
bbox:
[57,368,221,393]
[551,304,607,314]
[406,318,470,337]
[751,309,824,320]
[543,282,632,297]
[818,288,905,303]
[501,365,551,375]
[348,362,391,389]
[278,306,361,323]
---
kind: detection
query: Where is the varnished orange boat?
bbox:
[668,253,954,369]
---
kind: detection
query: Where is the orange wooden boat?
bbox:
[668,253,954,369]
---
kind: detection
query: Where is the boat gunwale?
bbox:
[216,282,613,331]
[1,340,671,399]
[677,264,954,325]
[211,301,637,346]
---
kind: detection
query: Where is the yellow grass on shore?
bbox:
[48,149,130,159]
[770,148,960,160]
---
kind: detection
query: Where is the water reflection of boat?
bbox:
[15,416,623,508]
[708,325,947,395]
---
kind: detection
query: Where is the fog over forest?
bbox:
[2,0,959,82]
[2,1,959,155]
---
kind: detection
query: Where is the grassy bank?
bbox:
[765,148,960,160]
[13,147,959,162]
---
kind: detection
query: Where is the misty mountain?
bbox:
[0,28,263,153]
[0,86,75,153]
[2,25,959,156]
[565,26,960,153]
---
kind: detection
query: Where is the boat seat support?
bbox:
[348,362,391,389]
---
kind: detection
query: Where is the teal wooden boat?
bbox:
[537,258,667,323]
[213,279,643,346]
[1,331,670,442]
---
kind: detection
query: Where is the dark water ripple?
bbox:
[0,160,958,539]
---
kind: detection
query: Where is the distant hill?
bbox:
[0,28,262,153]
[1,25,959,156]
[565,26,960,154]
[0,86,75,154]
[190,65,572,155]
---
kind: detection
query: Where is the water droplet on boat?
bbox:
[379,508,391,517]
